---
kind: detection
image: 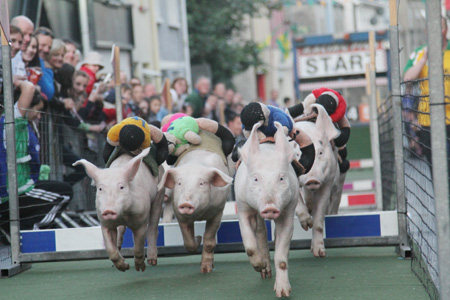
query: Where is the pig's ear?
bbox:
[208,168,233,187]
[124,148,150,182]
[240,123,260,164]
[274,122,294,162]
[158,169,177,190]
[312,104,340,142]
[73,159,99,184]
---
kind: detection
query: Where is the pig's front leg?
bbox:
[132,225,147,272]
[310,188,330,258]
[117,225,126,250]
[162,193,174,223]
[273,206,295,298]
[295,193,312,231]
[238,209,271,278]
[255,215,271,278]
[201,213,223,273]
[147,189,165,266]
[179,221,201,253]
[101,226,129,271]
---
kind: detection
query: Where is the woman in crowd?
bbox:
[22,34,41,69]
[170,77,188,112]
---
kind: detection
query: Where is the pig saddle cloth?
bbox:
[105,144,159,176]
[174,129,227,166]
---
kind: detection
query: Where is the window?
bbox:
[166,0,180,28]
[88,0,134,50]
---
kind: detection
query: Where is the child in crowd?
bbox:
[148,95,162,123]
[129,84,145,116]
[71,70,89,111]
[138,98,150,121]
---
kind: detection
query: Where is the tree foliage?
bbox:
[186,0,270,86]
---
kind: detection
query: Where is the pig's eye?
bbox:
[253,176,258,182]
[119,183,124,190]
[279,175,285,181]
[98,187,103,191]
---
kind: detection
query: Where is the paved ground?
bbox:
[0,246,428,300]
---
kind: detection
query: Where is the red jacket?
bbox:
[312,87,346,123]
[80,65,97,103]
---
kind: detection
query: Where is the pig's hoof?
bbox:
[311,245,326,258]
[115,261,130,272]
[260,268,272,279]
[147,258,157,266]
[274,281,291,298]
[200,262,214,273]
[300,216,313,231]
[135,261,146,272]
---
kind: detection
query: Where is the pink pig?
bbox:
[158,146,233,273]
[234,122,302,298]
[295,104,346,258]
[73,148,165,272]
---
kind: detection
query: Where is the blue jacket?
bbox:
[242,105,293,137]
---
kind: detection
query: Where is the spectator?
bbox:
[181,102,194,116]
[63,39,78,67]
[80,51,104,97]
[41,38,66,103]
[170,77,188,112]
[283,97,292,109]
[268,89,279,107]
[10,25,23,59]
[225,88,235,106]
[35,27,53,60]
[0,82,73,232]
[71,70,89,111]
[137,98,150,120]
[213,83,226,100]
[226,110,244,143]
[22,34,41,69]
[185,76,211,118]
[143,83,156,99]
[104,70,128,104]
[103,83,134,128]
[130,77,142,87]
[11,16,35,83]
[10,25,26,78]
[10,15,34,52]
[403,16,450,165]
[203,94,219,121]
[149,95,162,123]
[35,27,54,100]
[129,84,145,116]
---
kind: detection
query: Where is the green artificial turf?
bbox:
[0,247,428,300]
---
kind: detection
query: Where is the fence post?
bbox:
[426,1,450,298]
[367,31,383,210]
[1,25,20,264]
[388,0,410,258]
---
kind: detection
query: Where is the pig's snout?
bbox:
[305,179,321,190]
[260,207,280,220]
[102,210,118,220]
[178,203,195,215]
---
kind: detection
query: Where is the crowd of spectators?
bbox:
[0,15,250,233]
